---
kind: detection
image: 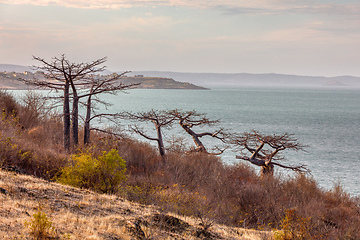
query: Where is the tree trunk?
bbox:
[63,81,71,152]
[83,94,92,144]
[156,125,165,157]
[70,77,79,148]
[180,123,206,152]
[191,134,206,152]
[260,163,274,176]
[71,93,79,147]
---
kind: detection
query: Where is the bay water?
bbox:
[104,87,360,196]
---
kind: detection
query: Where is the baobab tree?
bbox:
[22,55,120,151]
[79,73,140,144]
[120,110,175,160]
[21,55,99,150]
[65,57,108,147]
[168,109,227,155]
[230,130,309,176]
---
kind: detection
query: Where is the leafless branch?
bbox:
[231,130,309,175]
[90,127,125,138]
[168,109,228,155]
[130,125,158,141]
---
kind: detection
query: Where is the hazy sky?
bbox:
[1,0,360,76]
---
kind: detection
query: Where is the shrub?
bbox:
[274,208,312,240]
[0,90,66,178]
[24,205,55,239]
[0,89,19,117]
[56,149,127,193]
[97,149,127,193]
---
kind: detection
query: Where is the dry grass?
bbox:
[0,169,273,240]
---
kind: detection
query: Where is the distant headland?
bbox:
[0,65,208,90]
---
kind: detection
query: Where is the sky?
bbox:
[0,0,360,76]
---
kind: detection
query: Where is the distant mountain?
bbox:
[1,64,360,89]
[125,71,360,88]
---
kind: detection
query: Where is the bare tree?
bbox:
[120,110,175,160]
[230,130,309,176]
[168,109,227,155]
[22,55,108,151]
[21,91,54,127]
[78,73,140,144]
[64,56,107,147]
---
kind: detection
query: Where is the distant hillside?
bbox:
[0,66,207,90]
[0,64,33,73]
[0,71,38,89]
[2,64,360,89]
[119,76,207,90]
[127,71,360,88]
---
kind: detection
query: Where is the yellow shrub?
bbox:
[274,208,312,240]
[56,149,126,193]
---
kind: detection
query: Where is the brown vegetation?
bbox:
[0,90,66,179]
[1,90,360,239]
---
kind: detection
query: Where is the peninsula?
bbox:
[0,70,208,90]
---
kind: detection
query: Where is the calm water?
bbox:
[104,88,360,195]
[12,87,360,195]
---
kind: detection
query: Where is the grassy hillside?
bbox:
[0,170,270,239]
[1,90,360,239]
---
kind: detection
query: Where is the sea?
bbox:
[11,87,360,196]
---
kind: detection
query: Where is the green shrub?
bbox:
[56,149,126,193]
[24,205,55,239]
